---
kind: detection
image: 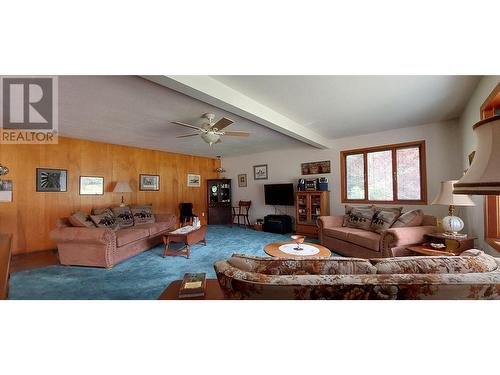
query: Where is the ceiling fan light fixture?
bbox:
[201,132,220,145]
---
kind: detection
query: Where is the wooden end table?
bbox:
[264,241,331,258]
[407,233,477,256]
[158,279,224,300]
[162,225,208,258]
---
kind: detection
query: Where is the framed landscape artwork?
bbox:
[139,174,160,191]
[187,174,201,187]
[238,174,247,187]
[0,179,13,202]
[253,164,268,180]
[301,160,331,175]
[36,168,67,192]
[79,176,104,195]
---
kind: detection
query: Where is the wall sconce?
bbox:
[215,156,226,174]
[0,164,9,176]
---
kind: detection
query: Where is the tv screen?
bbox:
[264,183,295,206]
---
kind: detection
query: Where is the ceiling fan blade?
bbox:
[211,117,233,130]
[223,131,250,137]
[176,133,200,138]
[171,121,203,131]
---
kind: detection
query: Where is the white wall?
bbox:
[222,120,464,228]
[457,76,500,252]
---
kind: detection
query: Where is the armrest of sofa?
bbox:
[380,225,438,257]
[50,227,116,245]
[317,215,344,229]
[154,213,176,228]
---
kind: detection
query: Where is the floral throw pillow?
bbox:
[345,207,375,230]
[370,207,402,234]
[131,205,155,225]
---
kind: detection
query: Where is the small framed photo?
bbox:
[36,168,67,192]
[187,174,201,187]
[253,164,268,180]
[79,176,104,195]
[139,174,160,191]
[238,174,247,187]
[0,179,13,202]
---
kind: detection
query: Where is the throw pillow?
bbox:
[391,209,424,228]
[68,211,96,228]
[370,207,403,234]
[91,207,114,217]
[131,205,155,225]
[111,206,134,228]
[90,213,119,231]
[343,205,373,226]
[345,207,375,230]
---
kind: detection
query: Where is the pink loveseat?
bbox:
[50,213,176,268]
[317,214,438,258]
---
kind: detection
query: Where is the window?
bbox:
[341,140,427,204]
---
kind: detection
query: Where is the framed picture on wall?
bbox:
[36,168,67,192]
[139,174,160,191]
[238,174,247,187]
[253,164,268,180]
[187,174,201,187]
[79,176,104,195]
[0,179,13,202]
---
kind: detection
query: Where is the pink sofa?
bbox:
[50,213,176,268]
[317,214,438,258]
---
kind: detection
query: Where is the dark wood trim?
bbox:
[340,140,427,205]
[472,114,500,130]
[0,234,12,300]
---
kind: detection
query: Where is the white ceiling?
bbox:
[58,76,305,158]
[58,75,480,157]
[210,75,480,138]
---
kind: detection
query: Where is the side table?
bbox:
[407,233,477,256]
[162,225,208,258]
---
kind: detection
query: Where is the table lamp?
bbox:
[113,181,133,206]
[432,180,475,234]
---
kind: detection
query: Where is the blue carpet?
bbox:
[9,225,327,300]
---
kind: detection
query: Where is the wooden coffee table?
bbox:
[162,225,207,258]
[158,279,224,300]
[264,241,331,258]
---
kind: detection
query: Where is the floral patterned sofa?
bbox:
[213,250,500,299]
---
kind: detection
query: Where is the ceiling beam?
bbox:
[142,75,331,149]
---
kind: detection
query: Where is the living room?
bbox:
[2,2,500,375]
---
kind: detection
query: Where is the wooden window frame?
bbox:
[482,82,500,252]
[340,140,427,205]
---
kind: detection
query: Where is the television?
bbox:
[264,183,295,206]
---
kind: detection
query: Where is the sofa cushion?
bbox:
[68,211,96,228]
[370,207,402,234]
[91,207,114,217]
[131,205,155,225]
[392,209,424,228]
[136,222,172,236]
[372,249,498,274]
[228,254,377,275]
[111,206,134,228]
[345,207,375,230]
[343,205,373,226]
[115,227,150,247]
[323,227,352,241]
[346,230,381,251]
[90,213,119,231]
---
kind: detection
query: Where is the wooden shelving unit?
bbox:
[295,191,330,237]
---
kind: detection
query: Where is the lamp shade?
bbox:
[113,181,133,193]
[454,115,500,195]
[432,180,475,206]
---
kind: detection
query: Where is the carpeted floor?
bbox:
[9,225,329,300]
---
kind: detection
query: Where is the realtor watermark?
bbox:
[0,76,58,144]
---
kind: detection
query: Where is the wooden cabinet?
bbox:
[295,191,330,237]
[207,179,232,225]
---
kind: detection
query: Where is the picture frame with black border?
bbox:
[36,168,67,192]
[139,174,160,191]
[79,176,104,195]
[253,164,268,180]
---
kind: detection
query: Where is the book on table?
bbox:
[178,273,207,298]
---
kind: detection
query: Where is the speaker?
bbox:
[263,215,293,234]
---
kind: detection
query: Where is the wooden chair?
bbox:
[232,201,252,228]
[0,234,12,300]
[179,203,198,225]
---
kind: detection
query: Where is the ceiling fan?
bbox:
[171,113,250,146]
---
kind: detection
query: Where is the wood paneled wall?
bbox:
[0,137,220,254]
